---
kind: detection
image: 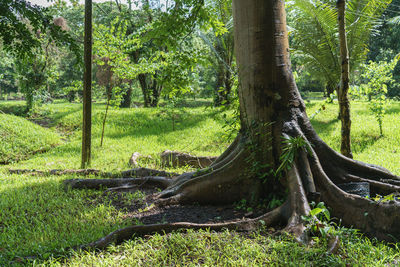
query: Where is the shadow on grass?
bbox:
[352,132,382,154]
[304,101,318,110]
[384,105,400,115]
[310,118,339,136]
[0,101,27,116]
[105,108,220,140]
[0,178,128,266]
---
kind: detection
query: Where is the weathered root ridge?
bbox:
[64,177,173,190]
[9,167,179,178]
[295,112,400,241]
[67,114,400,249]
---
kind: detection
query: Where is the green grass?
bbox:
[0,173,130,265]
[0,100,27,116]
[2,101,230,172]
[0,113,61,164]
[307,99,400,174]
[2,99,400,266]
[42,229,400,266]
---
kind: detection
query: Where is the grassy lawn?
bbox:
[1,99,400,266]
[0,113,60,164]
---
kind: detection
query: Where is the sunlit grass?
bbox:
[0,114,60,164]
[1,101,229,172]
[1,99,400,265]
[307,99,400,174]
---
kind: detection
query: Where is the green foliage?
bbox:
[366,193,397,202]
[275,136,312,177]
[288,0,391,93]
[0,0,78,58]
[302,202,334,238]
[351,58,398,135]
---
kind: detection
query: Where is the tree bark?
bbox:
[337,0,353,158]
[120,81,132,108]
[81,0,92,168]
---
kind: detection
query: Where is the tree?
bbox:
[202,0,235,106]
[289,0,391,96]
[337,0,352,158]
[66,0,400,248]
[0,0,79,111]
[289,0,390,158]
[368,0,400,97]
[81,0,93,168]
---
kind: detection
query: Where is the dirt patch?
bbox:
[29,118,53,128]
[88,186,271,225]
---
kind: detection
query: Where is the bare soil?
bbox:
[87,187,271,225]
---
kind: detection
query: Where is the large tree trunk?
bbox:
[66,0,400,249]
[337,0,353,158]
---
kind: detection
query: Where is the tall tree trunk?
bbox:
[81,0,92,168]
[138,74,150,107]
[337,0,353,158]
[100,85,111,147]
[150,80,161,107]
[214,62,225,106]
[120,81,132,108]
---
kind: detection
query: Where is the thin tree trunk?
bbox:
[81,0,92,168]
[100,86,111,147]
[337,0,353,158]
[138,74,150,107]
[214,62,225,106]
[120,81,132,108]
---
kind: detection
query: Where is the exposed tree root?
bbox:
[161,150,218,168]
[8,167,179,178]
[120,168,179,178]
[64,176,172,190]
[82,202,288,250]
[8,168,105,176]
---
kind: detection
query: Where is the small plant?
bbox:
[354,58,399,136]
[234,199,253,212]
[366,194,397,202]
[159,97,186,131]
[302,202,334,238]
[267,195,284,210]
[275,136,312,177]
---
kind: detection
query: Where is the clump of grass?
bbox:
[0,114,61,164]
